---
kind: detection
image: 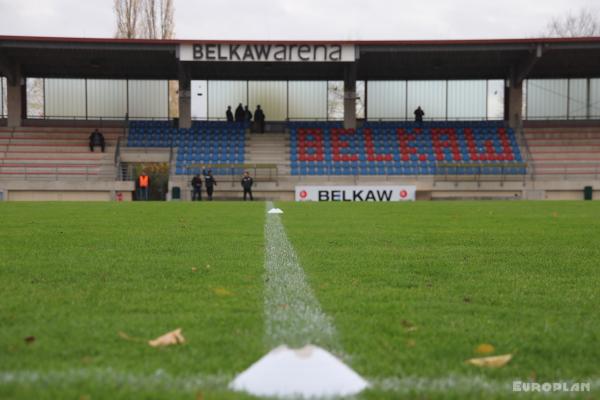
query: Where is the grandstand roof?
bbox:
[1,35,600,81]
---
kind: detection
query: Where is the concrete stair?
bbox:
[524,127,600,178]
[244,133,291,176]
[0,127,123,181]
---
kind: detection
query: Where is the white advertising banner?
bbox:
[295,185,416,202]
[179,44,356,62]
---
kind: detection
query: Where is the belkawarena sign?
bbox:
[178,44,356,62]
[295,186,416,202]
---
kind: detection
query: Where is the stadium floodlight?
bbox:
[229,345,369,398]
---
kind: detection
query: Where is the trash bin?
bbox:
[172,186,181,200]
[584,186,593,201]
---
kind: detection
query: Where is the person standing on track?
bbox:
[191,174,202,201]
[241,171,254,201]
[204,169,217,201]
[138,172,150,201]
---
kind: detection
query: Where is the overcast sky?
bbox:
[0,0,598,40]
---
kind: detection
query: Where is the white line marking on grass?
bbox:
[263,201,339,351]
[0,369,231,392]
[229,202,369,398]
[3,369,596,396]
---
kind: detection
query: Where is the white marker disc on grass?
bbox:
[267,208,284,214]
[230,345,369,398]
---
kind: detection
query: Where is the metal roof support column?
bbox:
[343,63,357,130]
[505,44,543,128]
[178,62,192,129]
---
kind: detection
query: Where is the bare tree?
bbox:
[545,8,600,37]
[327,81,365,121]
[142,0,175,39]
[139,0,177,117]
[159,0,175,39]
[26,78,44,118]
[114,0,143,38]
[142,0,157,39]
[114,0,177,116]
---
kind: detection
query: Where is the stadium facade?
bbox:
[1,35,600,201]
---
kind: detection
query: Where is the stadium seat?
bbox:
[289,122,523,177]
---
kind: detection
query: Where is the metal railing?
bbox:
[168,144,176,175]
[434,163,528,183]
[292,163,527,183]
[0,166,115,181]
[367,117,504,122]
[515,116,535,180]
[114,136,123,180]
[524,116,600,121]
[26,115,170,122]
[535,166,600,180]
[182,163,278,185]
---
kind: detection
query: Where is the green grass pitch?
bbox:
[0,201,599,399]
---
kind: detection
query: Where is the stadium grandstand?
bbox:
[1,35,600,201]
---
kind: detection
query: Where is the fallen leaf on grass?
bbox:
[475,343,495,355]
[401,320,418,332]
[213,287,233,297]
[148,328,186,347]
[406,339,416,348]
[191,267,198,272]
[466,354,512,368]
[24,336,35,344]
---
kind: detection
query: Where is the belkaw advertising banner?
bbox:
[295,186,416,202]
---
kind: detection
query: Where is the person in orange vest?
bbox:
[138,172,150,201]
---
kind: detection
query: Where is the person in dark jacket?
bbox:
[244,105,252,123]
[241,171,254,201]
[226,106,234,122]
[204,169,217,200]
[191,174,202,201]
[414,106,425,125]
[89,128,105,152]
[254,105,265,133]
[234,103,245,123]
